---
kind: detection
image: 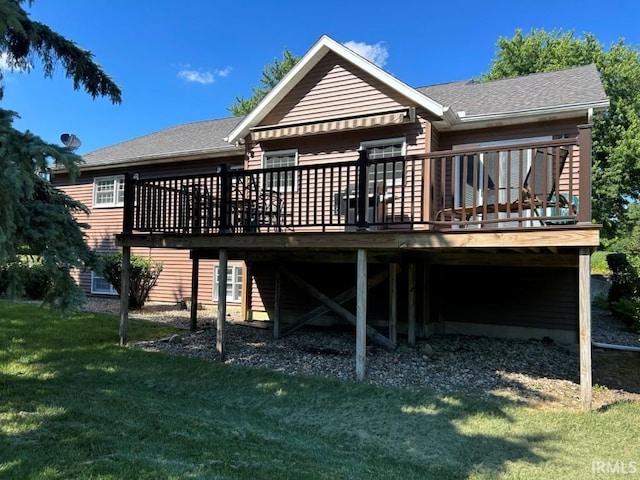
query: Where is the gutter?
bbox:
[52,145,244,174]
[439,99,611,131]
[592,341,640,353]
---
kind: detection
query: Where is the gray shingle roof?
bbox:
[417,64,607,118]
[80,116,244,167]
[79,65,607,168]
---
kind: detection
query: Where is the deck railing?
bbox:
[122,129,590,235]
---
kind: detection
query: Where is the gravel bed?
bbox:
[85,298,640,409]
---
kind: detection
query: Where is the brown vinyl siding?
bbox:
[438,119,583,150]
[249,262,395,321]
[247,118,428,230]
[436,265,578,331]
[53,159,245,305]
[262,52,408,125]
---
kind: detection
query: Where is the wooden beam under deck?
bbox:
[118,226,600,253]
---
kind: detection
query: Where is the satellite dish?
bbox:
[60,133,81,150]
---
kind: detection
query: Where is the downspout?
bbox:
[592,341,640,352]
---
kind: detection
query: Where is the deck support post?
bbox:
[190,255,199,332]
[408,263,416,345]
[273,270,281,339]
[388,263,398,347]
[423,260,431,334]
[579,247,592,410]
[217,249,228,361]
[119,246,131,346]
[356,249,367,381]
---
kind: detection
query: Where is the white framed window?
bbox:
[262,149,297,191]
[360,137,406,187]
[91,272,118,295]
[93,175,125,208]
[213,265,243,303]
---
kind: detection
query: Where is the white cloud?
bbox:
[178,69,215,84]
[343,41,388,68]
[217,66,232,78]
[177,65,233,84]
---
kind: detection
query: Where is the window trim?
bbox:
[91,271,118,295]
[93,175,125,208]
[360,137,406,155]
[262,149,298,192]
[213,264,243,304]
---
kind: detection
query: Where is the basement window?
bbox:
[213,265,243,303]
[91,272,118,295]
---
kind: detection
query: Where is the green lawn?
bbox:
[1,301,638,479]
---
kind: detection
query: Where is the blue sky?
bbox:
[2,0,639,154]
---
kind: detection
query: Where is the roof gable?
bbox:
[261,51,412,126]
[225,35,449,143]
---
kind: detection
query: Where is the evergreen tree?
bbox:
[228,47,299,116]
[0,0,121,309]
[482,28,640,243]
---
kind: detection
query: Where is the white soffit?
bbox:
[225,35,447,144]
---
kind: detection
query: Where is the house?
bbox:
[53,35,609,409]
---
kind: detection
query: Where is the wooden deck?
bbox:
[115,129,597,410]
[121,134,591,239]
[117,224,599,255]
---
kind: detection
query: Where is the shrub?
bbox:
[23,263,52,300]
[591,250,610,275]
[0,259,53,300]
[610,297,640,333]
[101,252,163,310]
[606,253,637,304]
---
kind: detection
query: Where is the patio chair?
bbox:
[534,194,579,225]
[436,146,570,224]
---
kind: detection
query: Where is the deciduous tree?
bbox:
[482,28,640,243]
[228,47,299,116]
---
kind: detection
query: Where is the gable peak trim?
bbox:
[225,35,446,144]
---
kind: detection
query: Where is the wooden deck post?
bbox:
[273,270,281,339]
[217,249,228,360]
[579,247,592,410]
[190,255,199,332]
[408,263,416,345]
[356,249,367,381]
[577,125,593,224]
[423,260,431,333]
[388,263,398,346]
[119,246,131,346]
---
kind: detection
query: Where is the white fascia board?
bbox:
[445,99,610,130]
[225,35,447,143]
